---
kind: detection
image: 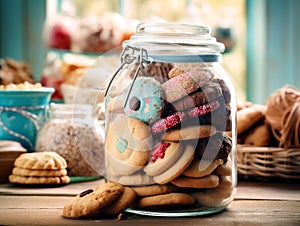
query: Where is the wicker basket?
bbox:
[237,145,300,180]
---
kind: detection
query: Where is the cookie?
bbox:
[153,143,194,184]
[214,159,232,176]
[105,116,151,175]
[62,181,124,218]
[171,174,219,188]
[193,176,234,207]
[237,104,266,135]
[9,175,70,185]
[116,172,155,186]
[14,152,67,170]
[132,184,178,197]
[161,69,213,103]
[168,67,185,79]
[151,100,221,134]
[124,77,164,123]
[100,187,136,215]
[107,95,125,114]
[163,125,216,141]
[144,141,183,176]
[151,112,185,134]
[133,193,195,209]
[12,167,67,177]
[243,122,271,146]
[195,132,232,162]
[171,82,223,111]
[183,159,224,178]
[0,140,27,151]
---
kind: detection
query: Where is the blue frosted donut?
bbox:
[124,77,164,123]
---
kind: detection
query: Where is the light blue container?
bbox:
[0,88,54,152]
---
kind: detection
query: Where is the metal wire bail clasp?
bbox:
[104,46,150,108]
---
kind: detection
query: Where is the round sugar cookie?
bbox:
[144,141,183,176]
[153,143,195,184]
[105,116,151,175]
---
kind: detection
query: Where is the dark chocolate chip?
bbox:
[79,188,93,197]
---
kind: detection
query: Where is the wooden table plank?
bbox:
[0,196,299,226]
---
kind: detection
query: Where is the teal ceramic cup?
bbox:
[0,87,54,152]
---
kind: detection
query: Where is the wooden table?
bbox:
[0,179,299,226]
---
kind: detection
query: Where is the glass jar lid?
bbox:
[123,23,225,55]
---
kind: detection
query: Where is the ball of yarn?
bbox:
[265,85,300,148]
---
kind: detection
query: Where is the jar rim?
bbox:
[123,22,225,54]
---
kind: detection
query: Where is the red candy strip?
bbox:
[188,100,220,117]
[152,112,185,134]
[151,142,171,163]
[151,100,220,134]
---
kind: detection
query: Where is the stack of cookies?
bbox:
[104,61,234,213]
[9,151,70,185]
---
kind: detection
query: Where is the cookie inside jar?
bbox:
[104,23,237,217]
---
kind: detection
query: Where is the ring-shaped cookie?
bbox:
[105,116,151,174]
[144,141,183,176]
[124,77,164,123]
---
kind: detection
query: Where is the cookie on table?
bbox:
[9,151,70,186]
[100,187,136,216]
[14,151,67,170]
[9,175,70,185]
[12,167,67,177]
[62,181,124,218]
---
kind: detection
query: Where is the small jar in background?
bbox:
[35,103,105,176]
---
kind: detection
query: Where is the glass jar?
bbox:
[104,23,237,217]
[35,103,105,177]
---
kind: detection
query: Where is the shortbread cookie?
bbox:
[163,125,216,141]
[171,174,219,188]
[9,175,70,185]
[12,167,67,177]
[14,152,67,170]
[153,143,194,184]
[144,141,183,176]
[100,187,136,215]
[133,193,195,208]
[62,181,123,218]
[132,184,178,197]
[183,159,224,178]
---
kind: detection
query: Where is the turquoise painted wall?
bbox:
[247,0,300,104]
[0,0,46,80]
